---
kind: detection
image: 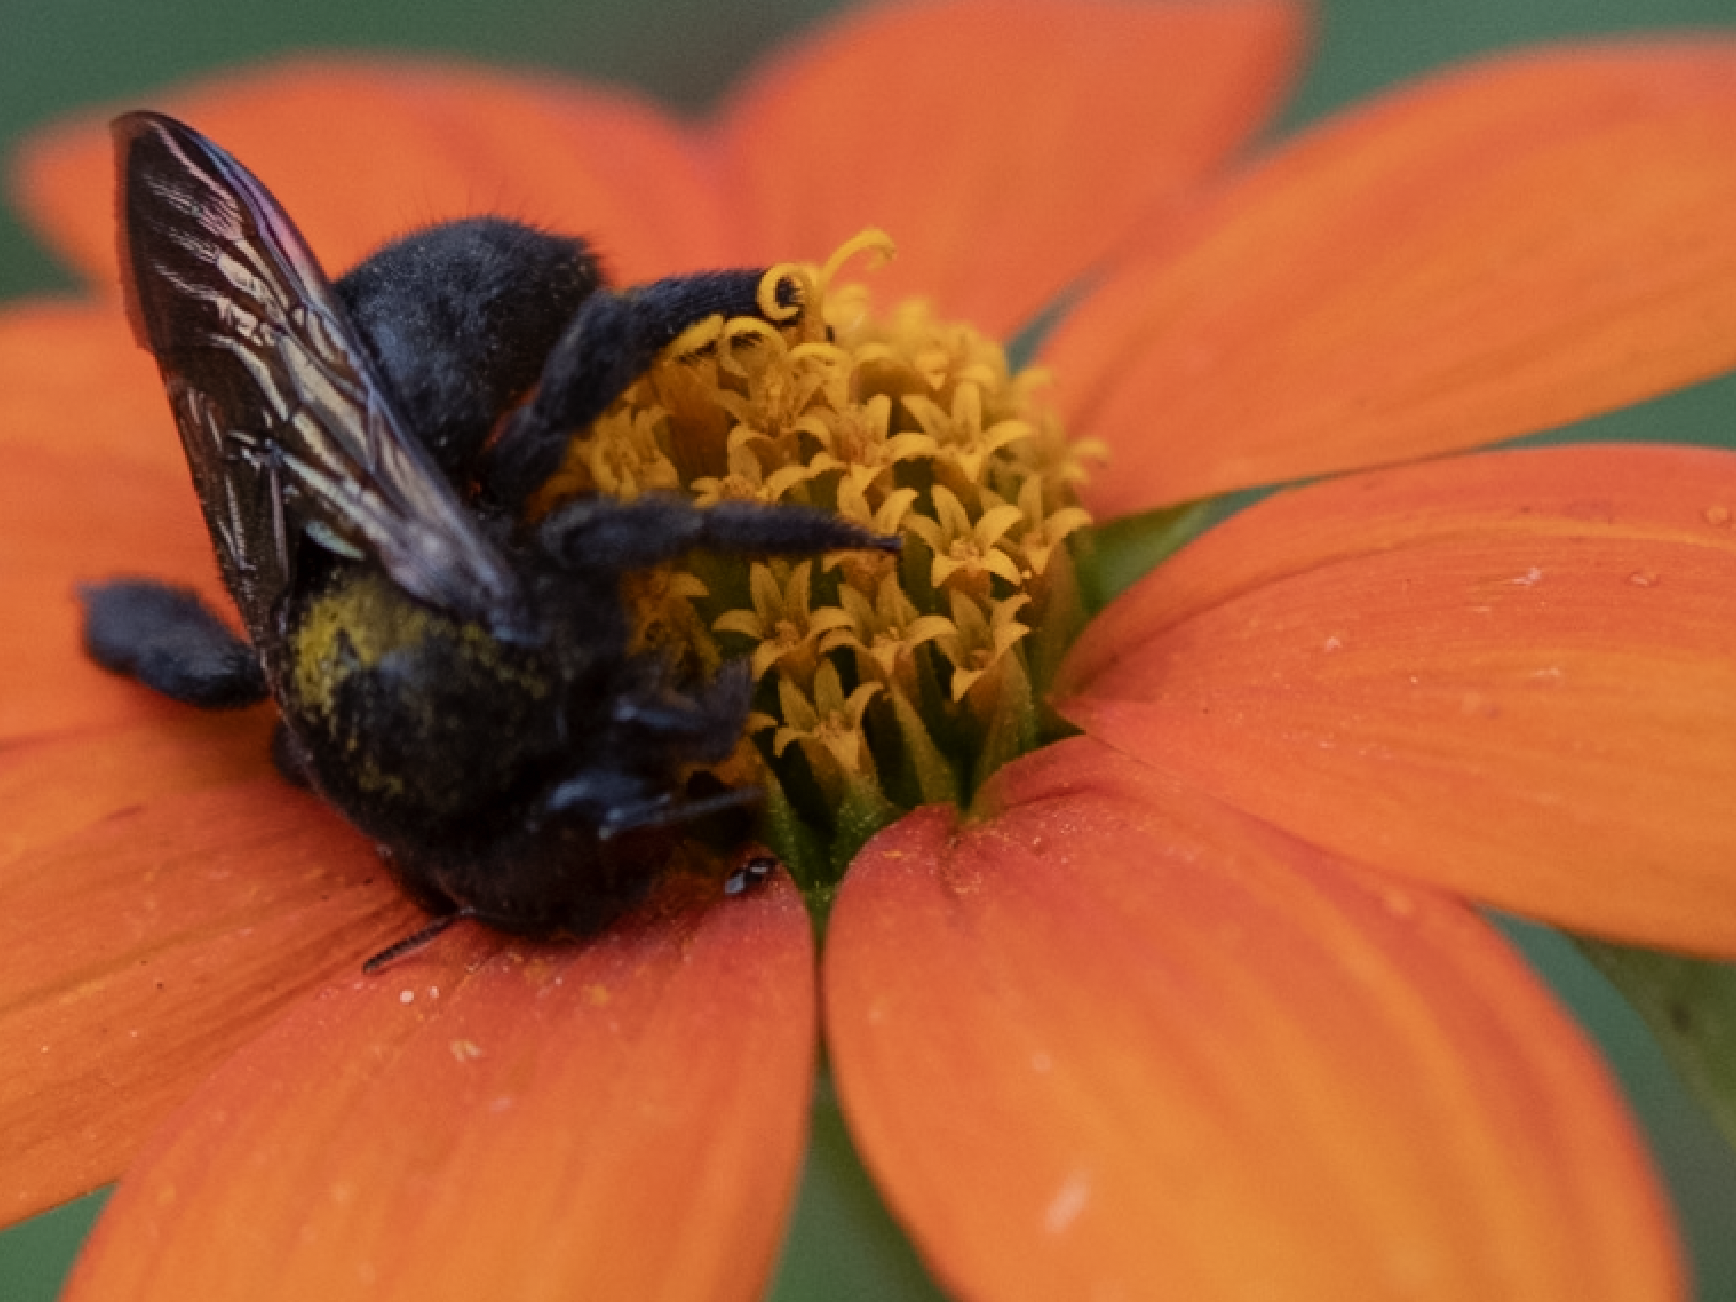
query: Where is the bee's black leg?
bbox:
[361,908,478,975]
[564,781,761,842]
[609,659,753,765]
[480,270,798,512]
[543,668,762,836]
[79,579,267,709]
[606,783,762,839]
[540,494,899,572]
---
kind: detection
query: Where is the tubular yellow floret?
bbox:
[540,232,1099,881]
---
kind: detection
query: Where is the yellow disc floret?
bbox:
[537,231,1100,882]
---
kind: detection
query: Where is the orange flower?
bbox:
[4,2,1736,1298]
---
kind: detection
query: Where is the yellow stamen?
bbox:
[536,231,1099,883]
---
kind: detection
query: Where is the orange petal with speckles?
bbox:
[0,729,414,1222]
[15,62,732,292]
[826,738,1681,1301]
[720,0,1304,335]
[0,303,174,467]
[1057,444,1736,953]
[61,874,815,1302]
[0,306,223,741]
[1046,43,1736,516]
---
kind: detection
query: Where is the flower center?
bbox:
[538,232,1100,894]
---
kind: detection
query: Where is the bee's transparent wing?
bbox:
[114,111,527,643]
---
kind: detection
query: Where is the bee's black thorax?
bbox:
[335,218,601,479]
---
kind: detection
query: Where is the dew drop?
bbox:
[1043,1170,1092,1235]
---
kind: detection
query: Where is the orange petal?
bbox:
[825,738,1681,1301]
[63,873,815,1302]
[1046,43,1736,516]
[0,303,176,467]
[1057,444,1736,953]
[0,734,415,1222]
[0,711,275,865]
[719,0,1304,335]
[15,60,731,293]
[0,440,222,742]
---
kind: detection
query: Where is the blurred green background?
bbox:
[4,0,1736,1298]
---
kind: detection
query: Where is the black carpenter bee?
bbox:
[81,112,895,968]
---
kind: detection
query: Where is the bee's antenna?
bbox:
[362,908,479,975]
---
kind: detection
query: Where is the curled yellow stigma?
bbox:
[537,231,1101,884]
